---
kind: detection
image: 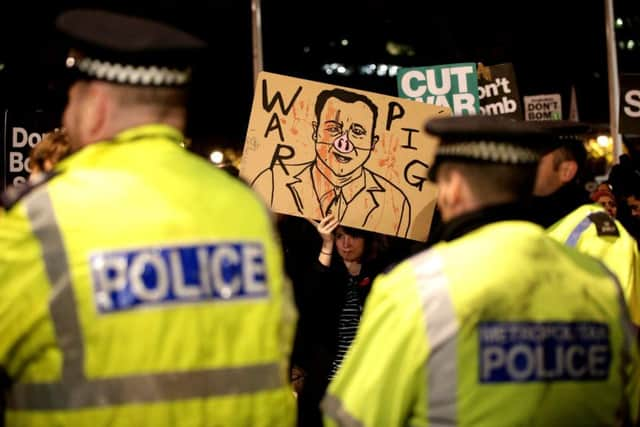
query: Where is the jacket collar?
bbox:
[527,183,591,228]
[110,123,184,145]
[438,202,532,242]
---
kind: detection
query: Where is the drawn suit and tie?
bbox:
[251,88,411,238]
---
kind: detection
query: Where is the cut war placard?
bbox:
[240,71,451,241]
[397,62,479,116]
[620,73,640,134]
[524,94,562,121]
[477,63,522,120]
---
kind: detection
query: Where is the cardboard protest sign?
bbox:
[620,73,640,134]
[240,71,451,241]
[477,63,522,120]
[524,94,562,121]
[2,110,60,190]
[396,62,479,116]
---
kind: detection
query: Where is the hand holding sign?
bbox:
[307,214,339,246]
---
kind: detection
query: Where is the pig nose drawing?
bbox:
[332,132,354,153]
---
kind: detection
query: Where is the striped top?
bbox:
[329,275,363,379]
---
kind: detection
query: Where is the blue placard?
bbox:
[479,321,610,383]
[91,242,269,313]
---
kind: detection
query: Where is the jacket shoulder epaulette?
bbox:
[1,172,59,211]
[587,211,620,237]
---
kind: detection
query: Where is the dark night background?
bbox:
[0,0,638,158]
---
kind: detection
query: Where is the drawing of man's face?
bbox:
[313,90,379,178]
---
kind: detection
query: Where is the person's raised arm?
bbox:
[308,214,339,267]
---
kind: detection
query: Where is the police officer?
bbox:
[0,9,296,426]
[322,116,639,427]
[529,121,592,226]
[531,121,640,326]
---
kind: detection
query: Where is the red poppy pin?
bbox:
[359,277,371,287]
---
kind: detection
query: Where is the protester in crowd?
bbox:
[293,213,388,427]
[626,191,640,220]
[590,183,618,217]
[530,121,639,327]
[0,128,72,212]
[593,181,614,193]
[529,121,592,227]
[616,189,640,244]
[608,141,640,244]
[323,115,639,427]
[622,190,640,241]
[0,9,296,426]
[609,134,640,197]
[28,127,72,181]
[610,177,640,240]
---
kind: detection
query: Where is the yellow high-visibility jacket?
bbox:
[324,221,638,427]
[547,204,640,326]
[0,124,297,426]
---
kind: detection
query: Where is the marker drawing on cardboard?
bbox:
[241,72,451,241]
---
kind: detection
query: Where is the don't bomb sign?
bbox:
[240,72,451,242]
[477,63,522,120]
[2,110,60,190]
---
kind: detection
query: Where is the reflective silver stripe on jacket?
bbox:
[8,363,283,410]
[9,188,284,410]
[412,250,458,426]
[321,394,364,427]
[26,189,84,384]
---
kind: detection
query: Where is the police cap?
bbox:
[56,9,207,87]
[425,116,550,180]
[535,120,590,166]
[535,120,591,146]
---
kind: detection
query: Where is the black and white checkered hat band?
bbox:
[557,135,582,142]
[69,56,191,86]
[437,141,540,164]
